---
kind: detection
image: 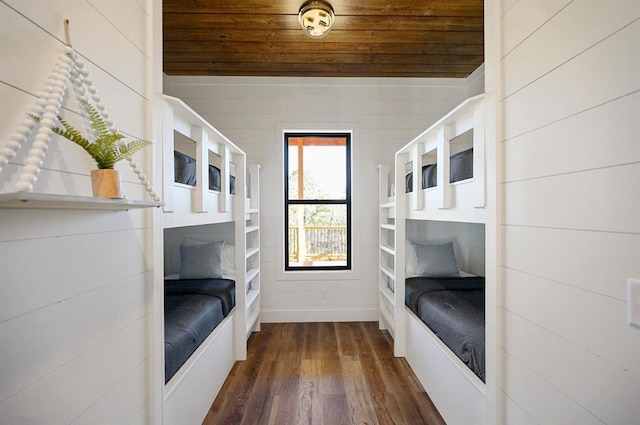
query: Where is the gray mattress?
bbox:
[164,278,235,383]
[405,276,485,382]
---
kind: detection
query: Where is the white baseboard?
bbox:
[261,307,378,323]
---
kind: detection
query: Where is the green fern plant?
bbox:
[52,101,150,169]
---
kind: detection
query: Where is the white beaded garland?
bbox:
[19,171,37,181]
[40,118,55,128]
[17,125,32,136]
[1,46,160,201]
[8,139,23,149]
[26,147,45,157]
[14,181,33,192]
[1,147,16,157]
[31,106,45,116]
[10,133,26,142]
[23,161,41,171]
[25,157,43,166]
[32,141,49,150]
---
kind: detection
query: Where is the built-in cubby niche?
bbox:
[421,148,438,189]
[449,128,474,184]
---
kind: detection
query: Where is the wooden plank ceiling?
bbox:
[163,0,484,78]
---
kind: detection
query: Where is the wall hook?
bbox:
[64,18,72,47]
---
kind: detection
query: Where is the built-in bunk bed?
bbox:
[378,94,487,425]
[161,95,261,425]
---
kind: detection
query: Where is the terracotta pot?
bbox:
[91,169,123,199]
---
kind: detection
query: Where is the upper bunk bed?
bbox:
[162,94,254,229]
[382,94,486,225]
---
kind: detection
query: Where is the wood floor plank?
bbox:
[202,322,445,425]
[297,358,323,425]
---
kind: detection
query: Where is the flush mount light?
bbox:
[298,0,335,39]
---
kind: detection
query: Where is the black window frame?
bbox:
[284,132,352,271]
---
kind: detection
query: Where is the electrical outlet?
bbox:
[628,278,640,329]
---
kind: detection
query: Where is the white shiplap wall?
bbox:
[0,1,155,424]
[164,76,474,322]
[499,1,640,424]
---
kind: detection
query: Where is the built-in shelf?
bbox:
[246,309,260,334]
[247,208,259,214]
[380,265,395,280]
[380,285,395,305]
[0,192,162,210]
[247,289,260,308]
[380,223,396,231]
[245,247,260,259]
[245,225,259,234]
[380,307,395,331]
[246,267,260,283]
[380,244,395,255]
[380,201,395,209]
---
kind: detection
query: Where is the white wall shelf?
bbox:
[0,192,162,210]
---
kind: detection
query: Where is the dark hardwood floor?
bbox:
[203,322,445,425]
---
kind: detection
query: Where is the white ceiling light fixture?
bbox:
[298,0,335,39]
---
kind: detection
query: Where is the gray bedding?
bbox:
[173,150,235,194]
[164,278,236,383]
[405,276,485,382]
[405,147,474,192]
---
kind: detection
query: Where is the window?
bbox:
[284,133,351,270]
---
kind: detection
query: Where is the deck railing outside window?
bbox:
[288,225,347,262]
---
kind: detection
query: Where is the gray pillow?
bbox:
[179,241,224,279]
[413,241,460,277]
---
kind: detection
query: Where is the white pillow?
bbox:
[184,237,236,277]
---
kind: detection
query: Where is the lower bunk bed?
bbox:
[162,235,239,425]
[404,274,486,425]
[163,277,236,425]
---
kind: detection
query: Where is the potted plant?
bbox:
[52,101,150,198]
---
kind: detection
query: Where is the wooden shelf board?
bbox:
[380,244,395,255]
[380,307,395,331]
[246,247,260,259]
[247,288,260,308]
[246,225,260,234]
[380,285,395,305]
[380,265,395,279]
[0,192,162,210]
[246,268,260,283]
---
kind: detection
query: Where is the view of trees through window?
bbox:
[284,133,351,270]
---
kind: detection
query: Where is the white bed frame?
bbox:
[160,95,261,425]
[378,94,487,425]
